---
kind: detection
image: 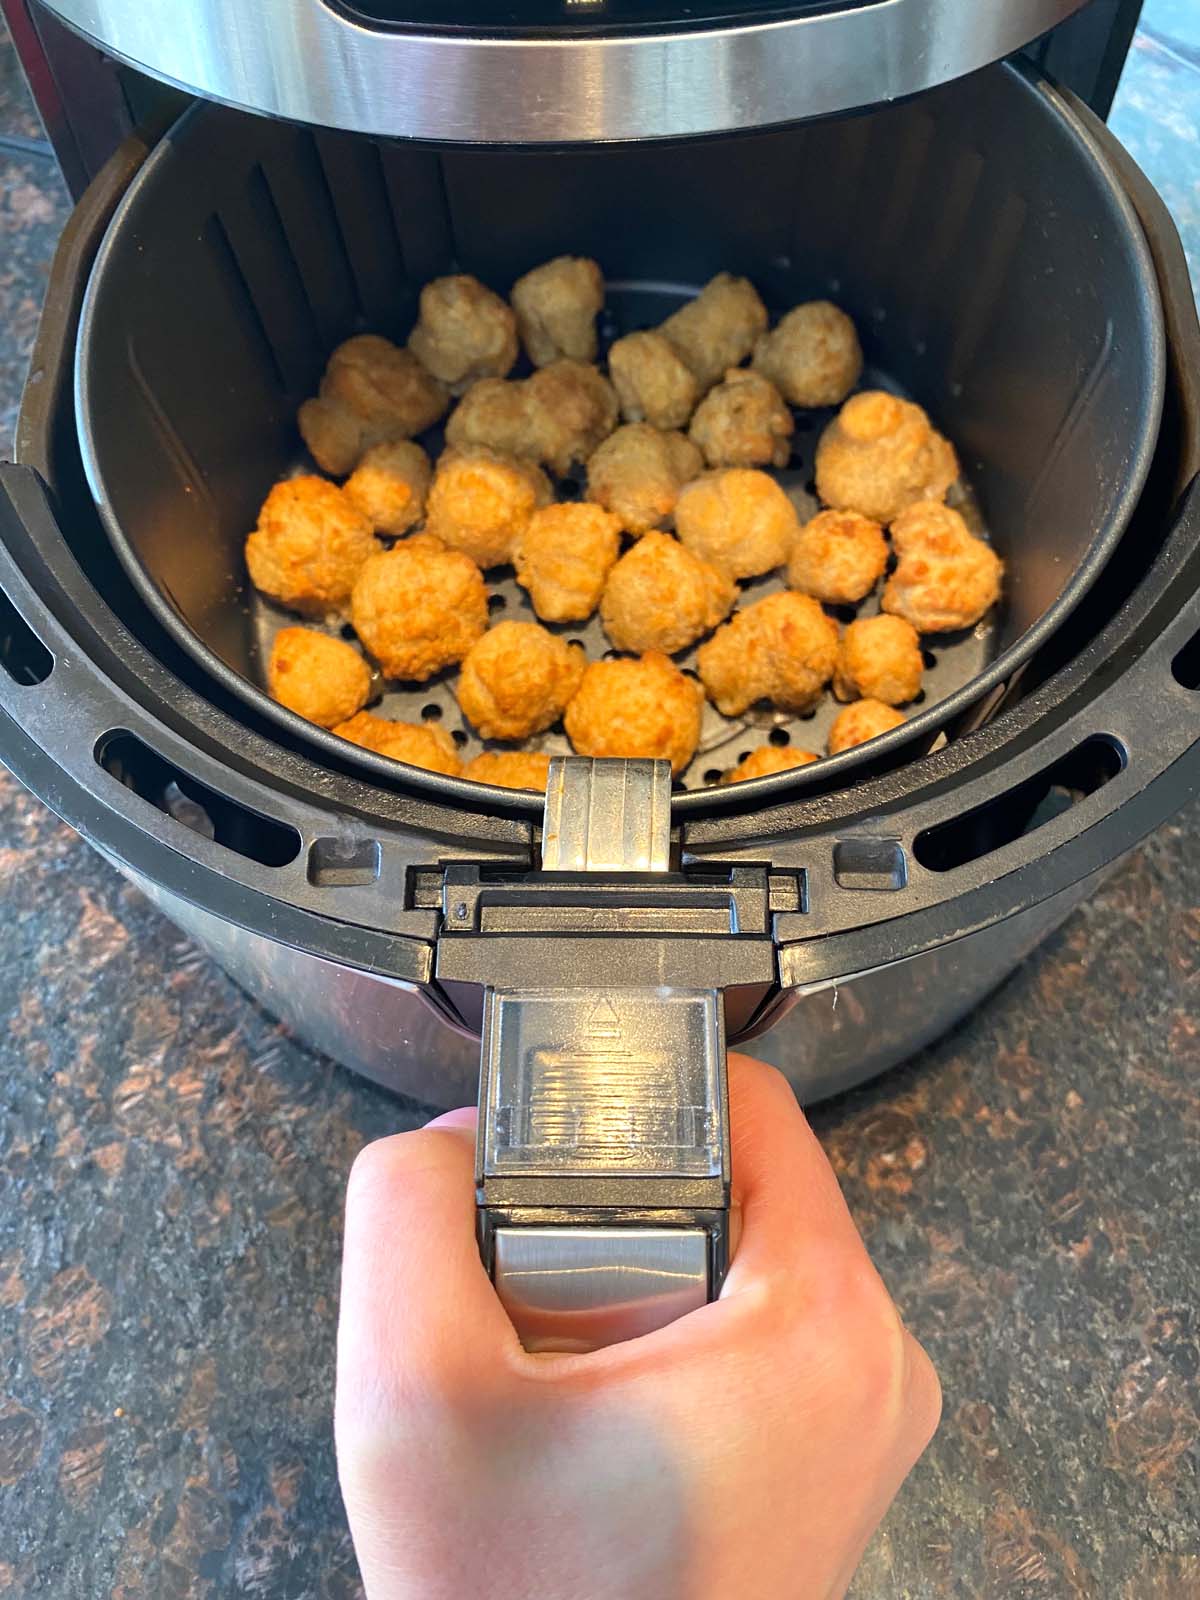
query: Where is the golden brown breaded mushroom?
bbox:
[456,621,586,742]
[586,423,702,536]
[245,477,379,616]
[446,361,618,476]
[752,301,863,408]
[465,750,553,791]
[674,468,799,581]
[332,710,464,776]
[827,698,906,755]
[834,614,923,706]
[659,273,769,392]
[565,652,705,775]
[511,256,604,367]
[512,502,623,623]
[697,591,839,717]
[267,627,372,727]
[815,390,958,524]
[600,531,736,656]
[607,330,701,431]
[788,508,888,606]
[343,440,432,537]
[407,274,518,392]
[689,368,793,470]
[723,744,819,783]
[424,446,552,569]
[883,501,1003,633]
[350,539,487,681]
[299,334,448,475]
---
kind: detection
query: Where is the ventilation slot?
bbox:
[913,737,1125,873]
[0,585,52,684]
[1172,627,1200,690]
[96,731,301,868]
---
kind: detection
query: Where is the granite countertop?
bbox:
[1,10,1198,1597]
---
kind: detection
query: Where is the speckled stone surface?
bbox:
[1,13,1199,1598]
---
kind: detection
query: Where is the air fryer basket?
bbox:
[75,61,1163,808]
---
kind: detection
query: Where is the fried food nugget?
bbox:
[752,301,863,408]
[423,446,552,569]
[659,273,768,392]
[564,652,705,775]
[697,591,838,717]
[332,710,464,775]
[445,361,618,476]
[350,537,487,681]
[465,750,552,791]
[267,626,372,727]
[511,256,604,367]
[586,423,702,536]
[512,502,623,622]
[689,368,793,470]
[608,331,700,431]
[299,335,448,476]
[788,508,888,605]
[245,477,379,616]
[883,501,1003,633]
[407,274,518,392]
[343,440,432,537]
[815,390,958,524]
[600,531,735,656]
[674,467,798,580]
[834,614,923,706]
[723,744,818,783]
[457,621,586,741]
[827,699,906,754]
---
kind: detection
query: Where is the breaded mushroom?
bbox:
[465,750,553,791]
[512,502,623,622]
[407,274,518,392]
[752,301,863,408]
[299,335,448,476]
[815,390,958,524]
[600,531,736,656]
[424,446,552,569]
[674,467,799,580]
[457,621,586,741]
[511,256,604,367]
[245,477,379,616]
[608,331,700,431]
[689,368,793,470]
[267,627,372,727]
[586,423,702,536]
[834,614,923,706]
[350,537,487,681]
[332,710,464,775]
[343,440,432,537]
[827,699,906,755]
[788,508,888,605]
[565,652,705,775]
[446,360,618,476]
[723,744,819,783]
[659,273,768,392]
[697,591,839,716]
[883,501,1003,633]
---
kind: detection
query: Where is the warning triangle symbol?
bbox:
[586,998,621,1034]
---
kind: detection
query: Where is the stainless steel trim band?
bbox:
[38,0,1087,144]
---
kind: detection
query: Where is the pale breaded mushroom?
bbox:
[512,502,623,623]
[883,501,1003,633]
[298,335,448,476]
[423,446,552,569]
[457,621,586,742]
[586,423,702,536]
[465,750,552,791]
[407,274,518,392]
[446,360,618,476]
[674,467,799,580]
[511,256,604,367]
[752,301,863,408]
[659,273,768,392]
[834,614,923,706]
[815,390,958,524]
[600,531,736,656]
[827,699,906,755]
[350,536,488,681]
[267,627,372,727]
[332,710,464,776]
[698,591,839,717]
[565,652,705,775]
[608,331,700,431]
[343,440,432,537]
[245,477,379,616]
[788,508,888,605]
[689,369,793,470]
[723,744,819,783]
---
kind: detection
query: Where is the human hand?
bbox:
[336,1052,941,1600]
